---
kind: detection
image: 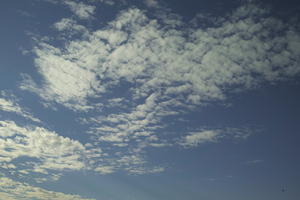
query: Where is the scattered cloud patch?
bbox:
[89,0,117,6]
[180,128,253,148]
[144,0,159,8]
[0,120,92,179]
[20,45,104,111]
[180,130,220,147]
[19,2,300,174]
[54,18,89,34]
[64,1,96,19]
[0,176,95,200]
[0,93,41,123]
[22,3,300,112]
[126,166,165,175]
[94,166,115,174]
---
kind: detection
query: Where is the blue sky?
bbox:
[0,0,300,199]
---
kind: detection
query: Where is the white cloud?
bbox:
[0,93,41,123]
[89,0,116,6]
[0,121,91,177]
[0,176,95,200]
[126,166,164,175]
[20,2,300,173]
[64,1,96,19]
[92,93,162,144]
[53,18,89,35]
[94,166,115,174]
[0,163,16,170]
[144,0,159,8]
[20,42,105,111]
[180,130,220,147]
[179,128,253,148]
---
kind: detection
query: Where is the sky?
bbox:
[0,0,300,199]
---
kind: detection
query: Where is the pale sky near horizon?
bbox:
[0,0,300,199]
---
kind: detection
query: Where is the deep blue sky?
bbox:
[0,0,300,199]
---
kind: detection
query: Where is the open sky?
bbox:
[0,0,300,199]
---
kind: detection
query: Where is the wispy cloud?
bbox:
[64,0,96,19]
[179,128,252,148]
[0,121,93,180]
[245,159,264,165]
[0,92,41,123]
[94,165,115,174]
[0,176,95,200]
[19,2,300,174]
[179,130,220,147]
[53,18,89,35]
[22,3,300,109]
[144,0,159,8]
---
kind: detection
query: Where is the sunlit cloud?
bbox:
[0,92,41,123]
[0,176,95,200]
[17,1,300,176]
